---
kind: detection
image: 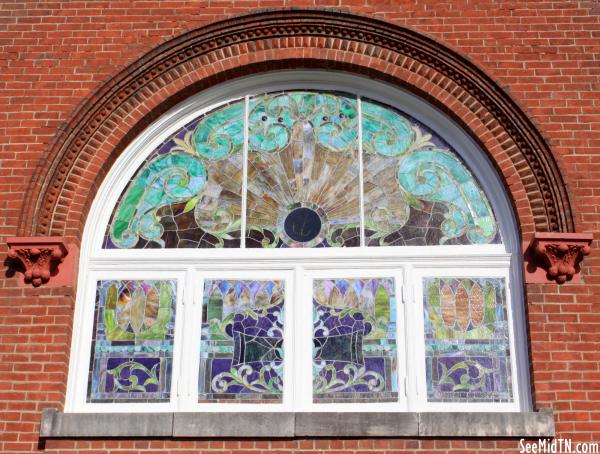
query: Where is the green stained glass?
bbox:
[88,280,177,403]
[423,277,513,403]
[194,102,245,160]
[199,280,285,403]
[362,101,412,157]
[362,98,499,246]
[312,277,398,403]
[103,91,500,249]
[105,100,244,249]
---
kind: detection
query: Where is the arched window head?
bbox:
[67,72,529,414]
[104,91,500,250]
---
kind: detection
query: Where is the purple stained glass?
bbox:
[87,280,176,403]
[423,277,513,403]
[312,278,398,403]
[198,280,285,403]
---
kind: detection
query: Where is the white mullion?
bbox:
[240,95,250,248]
[395,269,408,410]
[357,96,366,247]
[68,272,97,411]
[282,268,296,410]
[177,267,197,410]
[402,264,418,411]
[173,272,186,410]
[293,265,309,411]
[504,272,522,411]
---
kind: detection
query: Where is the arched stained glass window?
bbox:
[68,75,528,415]
[103,91,500,250]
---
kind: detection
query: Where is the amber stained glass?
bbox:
[423,277,513,403]
[88,280,177,402]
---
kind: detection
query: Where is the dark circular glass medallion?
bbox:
[283,207,322,243]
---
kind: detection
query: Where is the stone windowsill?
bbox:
[40,409,554,438]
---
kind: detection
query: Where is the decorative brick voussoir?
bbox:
[524,233,593,284]
[21,9,574,240]
[6,237,69,287]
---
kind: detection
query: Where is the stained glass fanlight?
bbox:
[105,101,244,249]
[79,86,522,412]
[246,92,360,247]
[103,91,501,250]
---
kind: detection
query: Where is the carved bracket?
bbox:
[525,233,593,284]
[6,237,69,287]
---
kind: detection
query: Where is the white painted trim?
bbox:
[357,96,365,247]
[183,269,295,413]
[68,270,187,413]
[240,95,250,248]
[296,268,407,412]
[67,70,531,413]
[411,266,521,412]
[83,71,518,257]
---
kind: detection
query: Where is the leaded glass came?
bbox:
[312,277,398,403]
[246,92,360,247]
[198,279,285,402]
[423,277,513,403]
[88,280,177,402]
[104,101,244,249]
[79,86,521,413]
[104,91,500,249]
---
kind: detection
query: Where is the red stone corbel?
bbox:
[6,237,69,287]
[524,233,593,284]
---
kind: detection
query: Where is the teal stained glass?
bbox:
[246,91,361,248]
[88,280,177,402]
[313,278,398,403]
[362,99,499,246]
[104,100,244,249]
[423,277,513,403]
[104,91,500,249]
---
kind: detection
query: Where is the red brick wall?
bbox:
[1,1,599,452]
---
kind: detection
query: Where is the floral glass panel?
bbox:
[104,100,244,248]
[199,280,285,402]
[313,278,398,403]
[423,277,512,402]
[362,99,500,246]
[246,91,361,248]
[88,280,176,402]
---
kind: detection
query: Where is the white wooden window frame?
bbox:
[65,71,531,413]
[411,266,520,412]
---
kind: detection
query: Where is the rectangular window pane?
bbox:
[423,277,513,402]
[245,92,361,248]
[198,279,285,402]
[312,277,398,403]
[87,280,176,402]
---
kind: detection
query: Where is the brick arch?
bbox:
[19,8,574,240]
